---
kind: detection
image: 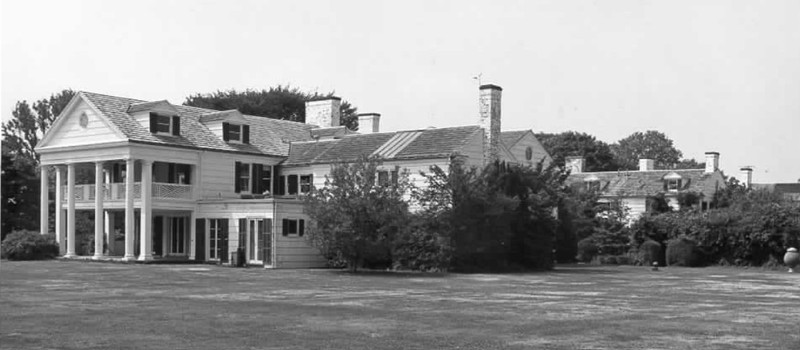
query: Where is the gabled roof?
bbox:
[500,130,529,148]
[127,100,178,114]
[566,169,725,197]
[310,126,354,140]
[283,126,482,166]
[79,91,315,156]
[198,110,246,124]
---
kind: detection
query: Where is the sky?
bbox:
[2,0,798,183]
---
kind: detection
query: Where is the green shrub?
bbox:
[638,240,662,265]
[666,238,704,267]
[391,228,451,272]
[1,230,60,260]
[576,238,598,263]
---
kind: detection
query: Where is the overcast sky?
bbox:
[2,0,798,183]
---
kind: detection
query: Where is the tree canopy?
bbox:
[611,130,683,170]
[536,131,619,172]
[183,85,359,130]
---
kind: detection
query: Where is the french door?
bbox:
[242,218,272,266]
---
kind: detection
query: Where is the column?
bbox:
[105,210,115,256]
[40,166,49,235]
[65,163,76,257]
[138,159,153,261]
[189,211,196,260]
[93,162,105,259]
[54,166,65,255]
[124,158,135,260]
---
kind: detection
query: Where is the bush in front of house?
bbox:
[577,237,598,263]
[1,230,60,260]
[391,226,452,272]
[638,240,662,266]
[666,237,704,267]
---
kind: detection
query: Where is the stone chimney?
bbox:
[305,97,341,128]
[357,113,381,134]
[566,156,585,174]
[639,159,655,171]
[479,84,502,163]
[739,167,753,188]
[704,152,720,173]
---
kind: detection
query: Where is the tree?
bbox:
[674,158,705,170]
[536,131,619,172]
[183,85,360,130]
[1,90,75,237]
[611,130,682,170]
[303,156,411,271]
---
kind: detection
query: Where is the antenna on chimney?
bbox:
[472,73,482,86]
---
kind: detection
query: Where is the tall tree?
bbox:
[183,85,359,130]
[674,158,705,170]
[303,156,411,271]
[2,90,75,236]
[536,131,619,172]
[611,130,682,170]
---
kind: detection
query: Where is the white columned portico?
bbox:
[104,165,113,255]
[65,163,76,257]
[54,166,65,255]
[123,158,136,260]
[40,166,49,235]
[138,159,153,261]
[93,161,105,259]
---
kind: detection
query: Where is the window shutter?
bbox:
[678,179,683,190]
[252,164,261,194]
[220,219,229,263]
[282,219,289,236]
[234,161,242,193]
[195,218,205,261]
[663,181,668,192]
[149,113,158,133]
[168,163,176,183]
[222,122,230,141]
[172,116,180,136]
[242,125,250,144]
[288,175,298,195]
[238,218,247,249]
[299,219,305,237]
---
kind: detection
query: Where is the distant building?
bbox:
[35,84,550,267]
[564,152,728,221]
[751,182,800,202]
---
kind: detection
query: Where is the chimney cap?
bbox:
[740,166,753,171]
[479,84,503,91]
[357,113,381,117]
[704,151,720,155]
[307,96,342,102]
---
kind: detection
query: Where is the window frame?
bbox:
[227,123,242,143]
[667,179,680,192]
[299,175,312,194]
[155,114,172,134]
[239,163,251,193]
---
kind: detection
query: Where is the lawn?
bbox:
[1,261,798,350]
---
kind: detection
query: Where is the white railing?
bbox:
[61,182,192,202]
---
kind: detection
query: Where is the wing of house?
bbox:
[34,84,551,268]
[565,154,728,221]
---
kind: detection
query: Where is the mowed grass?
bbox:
[1,261,798,350]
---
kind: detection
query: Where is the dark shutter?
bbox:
[238,218,247,249]
[299,219,305,237]
[149,113,158,133]
[234,161,242,193]
[220,219,229,262]
[282,219,289,236]
[242,125,250,144]
[168,163,176,183]
[663,181,668,192]
[678,179,683,189]
[172,116,180,136]
[262,219,272,266]
[153,216,163,256]
[288,175,298,195]
[222,122,230,141]
[277,176,286,195]
[195,219,205,261]
[258,220,266,265]
[252,164,261,194]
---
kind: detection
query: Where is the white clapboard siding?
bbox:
[200,152,281,199]
[274,202,326,268]
[46,100,123,148]
[506,132,552,168]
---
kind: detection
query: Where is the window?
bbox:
[228,124,241,142]
[237,163,250,193]
[525,146,533,161]
[300,175,313,194]
[252,164,271,195]
[149,113,179,135]
[667,179,681,192]
[223,122,250,144]
[377,170,398,186]
[585,181,600,191]
[282,218,305,237]
[209,219,223,260]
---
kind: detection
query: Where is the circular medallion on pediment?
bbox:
[79,112,89,128]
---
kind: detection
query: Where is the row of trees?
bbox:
[1,87,359,239]
[303,156,565,272]
[537,130,703,172]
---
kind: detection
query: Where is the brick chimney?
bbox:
[566,156,585,174]
[739,167,753,188]
[704,152,719,173]
[639,159,655,171]
[357,113,381,134]
[305,97,341,128]
[479,84,502,163]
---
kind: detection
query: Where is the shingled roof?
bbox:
[566,169,726,198]
[500,130,528,148]
[80,91,315,156]
[283,126,483,166]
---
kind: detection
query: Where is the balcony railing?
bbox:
[61,182,192,202]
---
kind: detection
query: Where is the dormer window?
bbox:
[664,172,682,192]
[223,122,250,144]
[149,113,180,136]
[584,175,601,191]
